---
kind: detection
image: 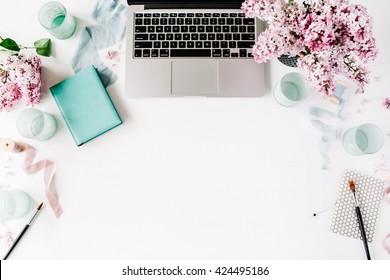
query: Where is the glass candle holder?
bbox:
[17,108,57,141]
[342,123,384,155]
[0,190,33,222]
[38,1,77,40]
[274,72,310,107]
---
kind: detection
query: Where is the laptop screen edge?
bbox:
[127,1,244,9]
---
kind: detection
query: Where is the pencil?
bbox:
[3,202,44,260]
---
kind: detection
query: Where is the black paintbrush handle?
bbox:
[356,207,371,260]
[3,224,29,260]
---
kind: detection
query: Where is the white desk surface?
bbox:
[0,0,390,260]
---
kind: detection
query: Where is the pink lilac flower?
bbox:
[384,98,390,109]
[0,80,21,111]
[106,50,118,60]
[242,0,378,97]
[0,53,42,111]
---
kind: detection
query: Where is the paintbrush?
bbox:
[349,180,371,260]
[3,202,44,260]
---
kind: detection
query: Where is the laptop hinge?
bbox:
[144,3,241,9]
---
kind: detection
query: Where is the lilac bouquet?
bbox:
[242,0,378,96]
[0,36,51,111]
[0,54,42,111]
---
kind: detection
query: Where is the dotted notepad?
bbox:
[330,170,385,242]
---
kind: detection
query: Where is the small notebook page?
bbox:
[330,170,385,242]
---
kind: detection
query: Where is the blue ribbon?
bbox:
[72,0,126,87]
[333,82,348,119]
[309,82,348,169]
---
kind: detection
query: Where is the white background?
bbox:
[0,0,390,260]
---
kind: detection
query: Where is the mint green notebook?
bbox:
[50,66,122,146]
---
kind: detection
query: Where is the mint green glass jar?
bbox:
[17,108,57,141]
[274,72,310,107]
[0,190,33,222]
[38,1,77,40]
[342,123,384,155]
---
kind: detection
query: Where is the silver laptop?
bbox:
[125,0,265,97]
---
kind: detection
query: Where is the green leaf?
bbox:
[34,38,52,57]
[0,38,20,52]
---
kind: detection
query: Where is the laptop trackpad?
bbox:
[171,61,219,96]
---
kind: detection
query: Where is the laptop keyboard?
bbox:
[133,12,256,58]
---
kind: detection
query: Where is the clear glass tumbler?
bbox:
[0,190,33,222]
[342,123,384,155]
[38,1,77,40]
[17,108,57,141]
[274,72,310,107]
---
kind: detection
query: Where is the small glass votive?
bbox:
[342,123,384,155]
[0,190,33,222]
[38,1,77,40]
[17,108,57,141]
[274,72,310,107]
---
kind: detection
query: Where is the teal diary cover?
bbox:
[50,66,122,146]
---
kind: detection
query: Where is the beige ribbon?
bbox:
[22,144,63,218]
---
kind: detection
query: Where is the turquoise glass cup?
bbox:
[342,123,384,155]
[274,72,310,106]
[17,108,57,141]
[0,190,33,222]
[38,1,77,40]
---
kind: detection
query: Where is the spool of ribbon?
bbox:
[1,138,25,153]
[22,144,63,218]
[332,80,348,120]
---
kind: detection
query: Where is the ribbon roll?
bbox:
[333,81,348,119]
[1,138,25,153]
